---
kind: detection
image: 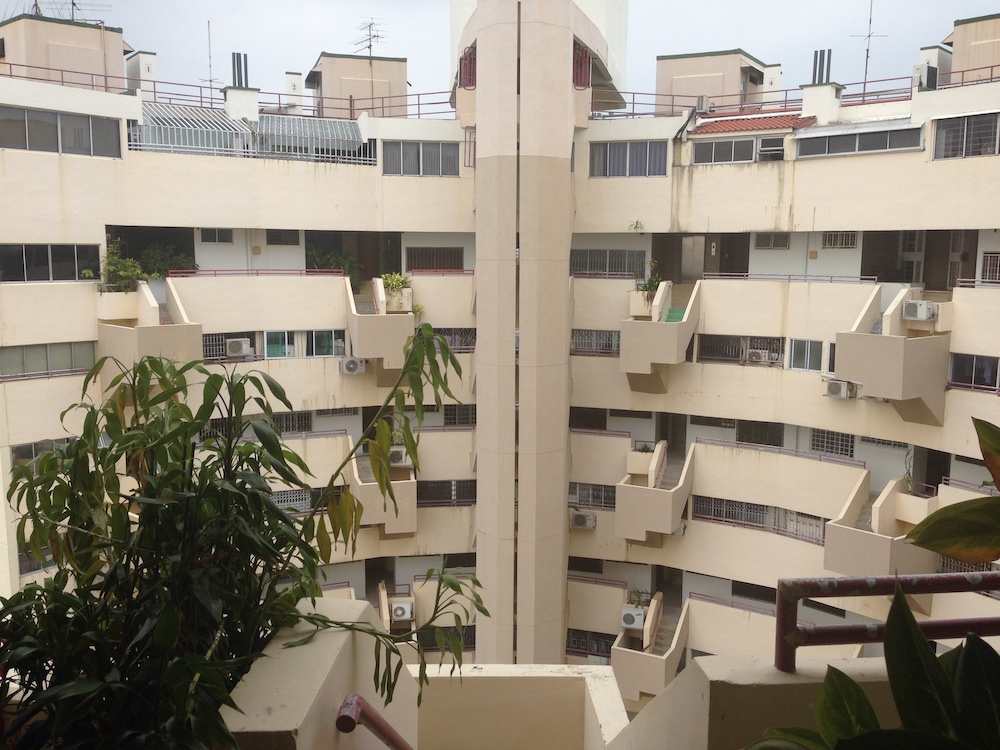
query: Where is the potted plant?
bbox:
[382,272,413,313]
[97,239,145,319]
[629,259,662,318]
[627,442,655,475]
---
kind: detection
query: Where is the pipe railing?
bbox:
[774,572,1000,672]
[336,693,414,750]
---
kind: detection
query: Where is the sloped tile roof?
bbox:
[692,114,816,134]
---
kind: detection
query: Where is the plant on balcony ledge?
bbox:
[0,328,483,749]
[100,238,146,293]
[382,272,413,313]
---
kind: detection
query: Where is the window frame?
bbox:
[382,141,460,176]
[265,229,300,246]
[798,127,923,159]
[789,339,823,372]
[588,140,667,177]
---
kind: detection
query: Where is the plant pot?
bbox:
[385,287,413,313]
[97,290,139,321]
[627,449,653,475]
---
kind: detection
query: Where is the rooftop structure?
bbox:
[2,1,1000,745]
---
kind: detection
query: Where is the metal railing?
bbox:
[169,268,343,277]
[942,476,1000,496]
[695,437,866,468]
[955,277,1000,289]
[939,63,1000,88]
[566,574,627,588]
[841,76,913,106]
[774,572,1000,672]
[703,272,878,284]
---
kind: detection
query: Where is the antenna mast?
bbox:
[200,20,219,94]
[354,17,385,101]
[850,0,887,97]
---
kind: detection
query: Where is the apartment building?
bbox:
[2,0,1000,724]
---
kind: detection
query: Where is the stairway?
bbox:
[650,605,682,656]
[158,303,174,325]
[665,307,685,322]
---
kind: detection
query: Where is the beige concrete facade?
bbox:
[6,2,1000,745]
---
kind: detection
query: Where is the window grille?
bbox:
[690,415,736,429]
[811,429,854,458]
[417,479,477,506]
[317,407,359,417]
[202,332,254,359]
[569,248,646,277]
[436,328,477,352]
[821,231,858,249]
[273,411,313,434]
[572,41,591,89]
[271,488,324,513]
[859,436,909,449]
[568,482,616,510]
[459,46,476,89]
[697,335,783,366]
[566,628,615,657]
[937,555,1000,600]
[735,420,784,447]
[199,416,241,444]
[406,247,464,271]
[982,253,1000,282]
[443,404,477,426]
[693,495,825,544]
[570,329,620,356]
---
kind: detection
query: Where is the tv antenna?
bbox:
[200,20,220,93]
[31,1,111,21]
[850,0,887,93]
[354,17,385,100]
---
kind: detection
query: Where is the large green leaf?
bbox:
[973,418,1000,489]
[906,495,1000,562]
[953,634,1000,748]
[883,586,958,737]
[815,666,881,745]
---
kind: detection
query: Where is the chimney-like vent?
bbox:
[811,49,832,84]
[232,52,249,87]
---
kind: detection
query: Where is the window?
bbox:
[608,409,652,419]
[0,244,99,282]
[265,331,294,358]
[732,581,776,604]
[316,406,359,417]
[568,482,616,509]
[382,141,460,176]
[790,339,823,371]
[202,332,254,359]
[950,353,1000,391]
[444,404,477,426]
[0,341,95,380]
[570,248,646,278]
[459,46,476,88]
[265,229,299,246]
[11,438,71,475]
[754,233,790,249]
[570,329,620,356]
[798,127,921,158]
[757,137,784,161]
[0,106,120,157]
[0,38,5,59]
[693,138,754,164]
[690,415,736,428]
[697,334,784,366]
[935,114,999,159]
[860,436,908,449]
[273,411,313,434]
[306,330,346,357]
[406,247,464,271]
[983,253,1000,282]
[811,428,854,458]
[417,479,477,506]
[566,629,615,658]
[436,328,477,352]
[201,228,234,243]
[821,231,858,249]
[271,487,324,513]
[589,140,667,177]
[736,420,783,447]
[827,342,837,373]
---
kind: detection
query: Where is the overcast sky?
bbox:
[5,1,998,96]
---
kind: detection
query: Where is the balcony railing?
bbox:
[941,476,1000,496]
[694,438,866,469]
[169,268,343,277]
[703,272,878,284]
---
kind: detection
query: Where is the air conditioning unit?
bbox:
[226,337,252,357]
[826,380,857,399]
[695,94,710,113]
[388,447,413,467]
[902,300,937,321]
[746,348,772,363]
[570,510,597,529]
[390,601,413,623]
[621,606,645,630]
[340,356,367,375]
[914,62,938,91]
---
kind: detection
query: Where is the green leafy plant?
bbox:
[306,244,363,292]
[1,325,483,748]
[101,238,146,292]
[382,272,411,292]
[749,585,1000,749]
[628,588,652,608]
[137,241,196,277]
[635,442,655,453]
[636,259,662,298]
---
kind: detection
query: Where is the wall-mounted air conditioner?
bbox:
[340,356,367,375]
[390,601,413,622]
[695,95,710,113]
[570,510,597,529]
[226,338,252,357]
[388,447,413,467]
[902,300,937,321]
[621,606,645,630]
[746,348,772,363]
[826,380,857,399]
[914,62,938,91]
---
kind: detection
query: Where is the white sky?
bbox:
[6,1,999,96]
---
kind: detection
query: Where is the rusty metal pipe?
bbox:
[336,692,414,750]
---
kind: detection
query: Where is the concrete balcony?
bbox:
[620,281,701,394]
[566,574,629,639]
[347,440,417,535]
[349,277,415,370]
[835,289,952,426]
[615,441,691,542]
[611,595,688,706]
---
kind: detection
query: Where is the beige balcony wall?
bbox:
[281,434,351,488]
[691,441,868,520]
[824,522,937,578]
[572,277,632,330]
[348,309,415,369]
[410,429,476,481]
[620,282,701,372]
[612,598,690,703]
[409,274,477,329]
[0,376,91,446]
[566,577,628,635]
[616,443,692,541]
[0,282,98,346]
[952,286,1000,356]
[570,431,631,486]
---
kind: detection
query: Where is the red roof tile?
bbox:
[692,114,816,134]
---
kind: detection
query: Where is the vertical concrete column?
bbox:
[514,0,576,663]
[472,1,519,663]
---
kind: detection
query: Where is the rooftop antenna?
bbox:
[200,21,220,94]
[850,0,887,96]
[354,17,385,101]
